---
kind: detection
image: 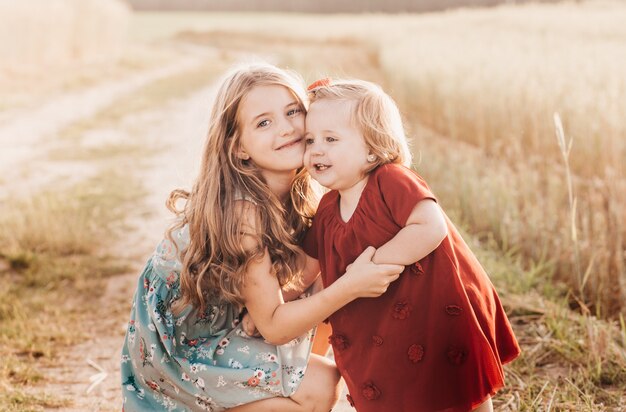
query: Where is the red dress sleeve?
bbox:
[376,164,437,227]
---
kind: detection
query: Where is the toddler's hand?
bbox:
[342,246,403,298]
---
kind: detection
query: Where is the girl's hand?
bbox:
[242,312,261,337]
[339,246,403,298]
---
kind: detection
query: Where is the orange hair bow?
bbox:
[307,77,332,91]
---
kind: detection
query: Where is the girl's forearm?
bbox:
[264,278,352,345]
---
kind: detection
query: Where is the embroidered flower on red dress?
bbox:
[328,334,350,351]
[372,335,384,346]
[346,394,355,407]
[392,301,411,319]
[446,346,468,365]
[411,262,425,275]
[407,344,424,363]
[361,381,381,400]
[445,305,463,316]
[307,77,332,91]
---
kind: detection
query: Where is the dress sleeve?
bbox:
[377,164,437,227]
[301,219,319,259]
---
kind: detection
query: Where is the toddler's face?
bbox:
[304,100,370,191]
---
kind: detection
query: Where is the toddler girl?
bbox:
[302,78,521,412]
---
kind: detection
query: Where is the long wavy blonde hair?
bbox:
[167,62,317,314]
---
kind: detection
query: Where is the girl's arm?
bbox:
[238,205,403,345]
[243,257,320,337]
[281,255,320,302]
[243,244,401,345]
[372,199,448,266]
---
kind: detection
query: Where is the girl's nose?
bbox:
[279,117,295,137]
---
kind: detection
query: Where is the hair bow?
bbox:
[307,77,332,91]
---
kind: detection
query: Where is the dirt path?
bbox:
[31,78,217,410]
[0,54,209,201]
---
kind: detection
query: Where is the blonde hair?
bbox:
[308,79,412,172]
[167,62,317,314]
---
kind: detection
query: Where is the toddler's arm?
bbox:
[372,199,448,266]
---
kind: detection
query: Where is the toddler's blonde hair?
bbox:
[308,79,412,172]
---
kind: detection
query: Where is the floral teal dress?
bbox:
[121,225,315,411]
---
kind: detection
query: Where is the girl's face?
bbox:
[237,85,306,176]
[304,99,370,192]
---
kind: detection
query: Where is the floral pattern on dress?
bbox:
[120,225,315,411]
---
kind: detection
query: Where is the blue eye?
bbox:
[257,119,270,128]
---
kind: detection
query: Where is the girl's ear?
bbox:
[236,149,250,160]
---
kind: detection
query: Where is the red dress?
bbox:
[303,164,520,412]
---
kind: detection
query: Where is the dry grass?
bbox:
[0,0,139,114]
[0,0,130,71]
[382,2,626,178]
[378,2,626,317]
[0,171,138,410]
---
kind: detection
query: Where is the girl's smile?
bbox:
[275,137,303,151]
